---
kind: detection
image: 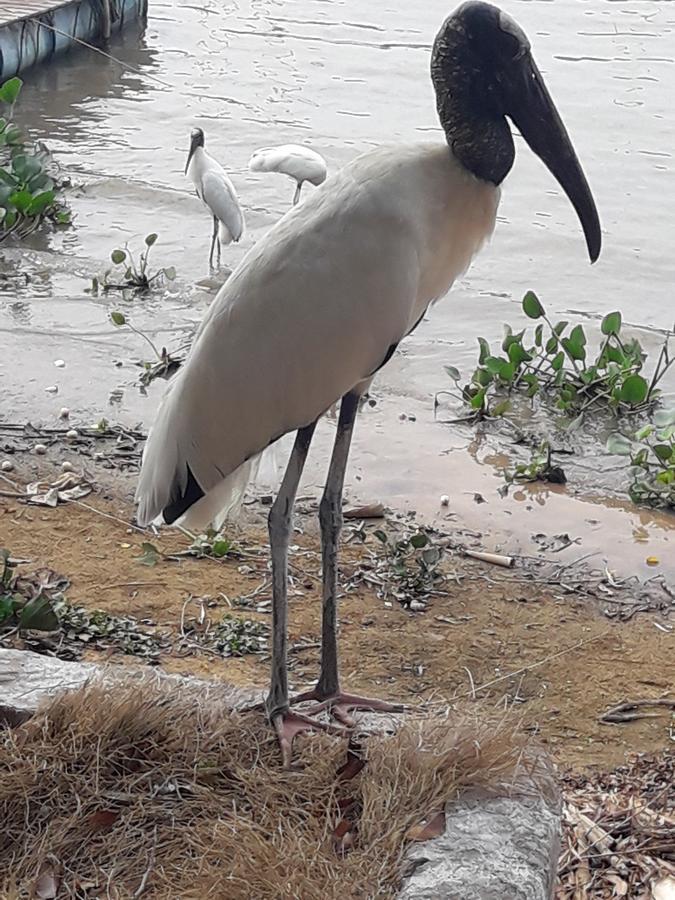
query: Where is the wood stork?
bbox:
[248,144,328,206]
[137,1,600,767]
[185,127,244,268]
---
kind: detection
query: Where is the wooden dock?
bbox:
[0,0,147,80]
[0,1,70,29]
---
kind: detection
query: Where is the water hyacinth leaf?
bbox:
[163,265,177,281]
[3,208,16,228]
[9,189,32,212]
[498,361,516,382]
[562,335,586,362]
[551,351,564,371]
[474,367,492,387]
[110,311,126,326]
[5,124,22,144]
[111,249,126,265]
[635,424,654,441]
[534,324,543,347]
[28,171,52,192]
[486,356,506,376]
[444,365,461,382]
[19,594,60,632]
[145,232,158,247]
[0,594,16,623]
[601,311,622,336]
[470,387,486,410]
[553,321,569,336]
[654,408,675,428]
[508,341,531,366]
[0,168,18,187]
[211,539,232,558]
[477,337,490,364]
[522,290,544,319]
[27,190,55,216]
[606,434,633,455]
[0,76,22,106]
[620,374,648,406]
[653,444,673,463]
[545,335,559,355]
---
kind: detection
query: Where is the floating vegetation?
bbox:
[0,77,71,240]
[443,294,673,426]
[608,408,675,510]
[90,233,176,294]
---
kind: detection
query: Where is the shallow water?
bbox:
[1,0,674,578]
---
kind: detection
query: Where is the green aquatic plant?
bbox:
[607,408,675,510]
[446,293,673,426]
[90,233,176,294]
[0,77,71,239]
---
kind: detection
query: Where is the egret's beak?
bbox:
[506,55,601,263]
[185,133,198,175]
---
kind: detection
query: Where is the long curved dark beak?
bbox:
[506,56,601,263]
[185,134,198,175]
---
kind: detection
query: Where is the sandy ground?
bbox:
[1,456,673,773]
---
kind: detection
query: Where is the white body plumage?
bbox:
[137,143,498,529]
[249,144,328,205]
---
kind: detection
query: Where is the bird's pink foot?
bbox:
[292,690,406,727]
[272,708,345,769]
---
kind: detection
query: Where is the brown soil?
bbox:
[1,465,673,772]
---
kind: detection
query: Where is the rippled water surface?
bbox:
[1,0,674,576]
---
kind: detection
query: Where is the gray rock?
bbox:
[401,782,560,900]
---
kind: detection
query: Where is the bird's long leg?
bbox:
[292,181,302,206]
[209,217,218,269]
[292,392,404,725]
[267,421,343,767]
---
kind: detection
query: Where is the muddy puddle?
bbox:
[1,0,674,580]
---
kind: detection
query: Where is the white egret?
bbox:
[248,144,327,206]
[185,127,244,268]
[137,1,600,767]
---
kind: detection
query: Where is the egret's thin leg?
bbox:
[267,422,316,720]
[292,182,302,206]
[209,217,218,268]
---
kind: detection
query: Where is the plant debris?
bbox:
[557,751,675,898]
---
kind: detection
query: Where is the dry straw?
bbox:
[1,679,538,898]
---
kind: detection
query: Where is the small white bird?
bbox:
[248,144,327,206]
[185,127,244,268]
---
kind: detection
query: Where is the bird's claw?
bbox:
[291,690,407,727]
[272,709,346,769]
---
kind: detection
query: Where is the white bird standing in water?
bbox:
[138,2,600,767]
[185,127,244,268]
[248,144,328,205]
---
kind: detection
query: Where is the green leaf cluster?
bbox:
[607,408,675,509]
[453,293,671,422]
[0,77,70,238]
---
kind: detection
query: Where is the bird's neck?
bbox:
[430,26,514,186]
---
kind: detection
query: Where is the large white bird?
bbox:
[248,144,327,206]
[138,1,600,767]
[185,127,244,268]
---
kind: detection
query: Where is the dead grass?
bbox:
[1,680,537,899]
